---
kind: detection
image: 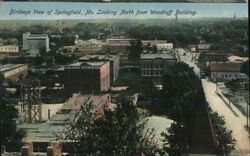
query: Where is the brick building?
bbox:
[62,61,110,94]
[79,54,120,85]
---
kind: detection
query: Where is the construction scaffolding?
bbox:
[20,78,42,123]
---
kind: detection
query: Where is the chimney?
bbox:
[21,141,33,156]
[47,141,62,156]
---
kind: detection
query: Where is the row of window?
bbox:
[142,71,163,76]
[142,64,164,69]
[0,47,18,51]
[213,73,238,78]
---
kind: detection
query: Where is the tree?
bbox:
[160,62,198,118]
[161,122,188,156]
[128,39,143,62]
[0,75,26,152]
[63,97,158,156]
[241,60,249,76]
[209,108,236,155]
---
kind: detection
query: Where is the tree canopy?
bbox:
[0,75,26,152]
[63,97,158,156]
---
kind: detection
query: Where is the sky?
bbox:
[0,2,248,20]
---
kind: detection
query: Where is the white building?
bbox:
[156,43,174,51]
[0,45,19,54]
[75,39,106,48]
[209,63,248,80]
[198,43,211,53]
[22,32,50,52]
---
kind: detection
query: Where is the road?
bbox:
[202,79,250,156]
[176,48,200,76]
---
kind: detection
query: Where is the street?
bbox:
[176,48,200,76]
[202,79,250,156]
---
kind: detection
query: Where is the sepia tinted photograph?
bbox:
[0,1,249,156]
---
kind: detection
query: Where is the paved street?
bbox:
[202,79,250,156]
[177,48,200,76]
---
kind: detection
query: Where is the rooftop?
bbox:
[140,53,176,60]
[79,54,118,61]
[18,94,111,142]
[209,63,241,72]
[0,64,27,73]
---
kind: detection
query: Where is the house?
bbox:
[209,63,248,80]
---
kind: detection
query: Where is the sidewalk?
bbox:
[202,79,250,156]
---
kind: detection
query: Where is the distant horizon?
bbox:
[0,2,248,20]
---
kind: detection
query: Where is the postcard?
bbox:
[0,1,249,156]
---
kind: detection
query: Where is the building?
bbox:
[140,53,177,84]
[188,45,197,53]
[18,93,112,153]
[156,43,174,51]
[227,55,249,64]
[198,43,211,53]
[61,61,110,94]
[0,64,28,81]
[141,40,167,46]
[209,63,248,80]
[22,32,50,52]
[106,38,133,53]
[0,45,19,54]
[79,54,120,85]
[204,52,231,63]
[74,39,106,53]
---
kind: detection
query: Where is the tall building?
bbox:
[62,61,110,94]
[140,53,177,84]
[22,32,50,52]
[79,54,120,85]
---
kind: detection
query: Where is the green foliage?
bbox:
[160,62,198,118]
[128,39,143,62]
[161,122,188,156]
[0,76,26,152]
[209,108,236,155]
[63,97,158,156]
[241,60,249,76]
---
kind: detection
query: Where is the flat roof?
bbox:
[140,53,176,60]
[0,64,27,73]
[209,63,241,72]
